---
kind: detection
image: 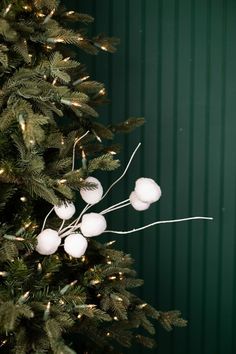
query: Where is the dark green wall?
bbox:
[71,1,236,353]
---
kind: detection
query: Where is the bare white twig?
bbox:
[101,143,141,200]
[100,202,131,215]
[41,207,54,232]
[100,199,130,215]
[104,216,214,235]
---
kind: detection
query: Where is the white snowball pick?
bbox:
[135,177,161,203]
[36,229,61,255]
[54,201,76,220]
[64,233,88,258]
[81,213,107,237]
[80,177,103,205]
[129,191,150,211]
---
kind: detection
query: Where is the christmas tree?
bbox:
[0,1,212,353]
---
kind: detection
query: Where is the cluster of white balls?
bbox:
[36,177,106,258]
[36,176,161,258]
[129,177,161,210]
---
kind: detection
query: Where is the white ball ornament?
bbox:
[36,229,61,255]
[54,201,76,220]
[129,191,150,211]
[135,177,162,204]
[64,233,88,258]
[81,213,107,237]
[80,177,103,205]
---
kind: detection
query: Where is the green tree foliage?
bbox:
[0,1,186,353]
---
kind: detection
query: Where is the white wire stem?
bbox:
[60,223,81,238]
[103,216,213,235]
[101,142,141,201]
[41,207,54,232]
[99,198,130,215]
[59,204,90,236]
[58,220,65,232]
[72,130,90,171]
[101,202,131,215]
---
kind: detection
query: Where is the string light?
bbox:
[47,38,65,43]
[63,57,71,62]
[18,114,26,132]
[92,130,102,143]
[43,8,55,24]
[106,240,116,246]
[77,314,82,318]
[43,301,51,320]
[97,293,101,298]
[109,276,116,280]
[90,279,100,285]
[81,255,86,262]
[52,78,57,85]
[18,291,30,304]
[37,263,42,272]
[67,11,75,15]
[107,260,112,265]
[0,271,8,277]
[37,12,45,18]
[23,5,31,11]
[0,168,4,175]
[106,332,111,337]
[109,151,117,155]
[72,75,90,86]
[113,316,118,321]
[138,303,147,309]
[0,340,7,347]
[58,179,67,184]
[99,88,106,95]
[3,4,12,17]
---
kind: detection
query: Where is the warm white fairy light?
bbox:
[113,316,118,321]
[18,291,30,304]
[43,301,51,320]
[67,11,75,15]
[23,5,31,11]
[37,263,42,272]
[72,75,90,86]
[3,4,12,17]
[99,88,106,95]
[0,271,8,277]
[43,8,55,24]
[52,78,57,85]
[58,179,67,184]
[47,38,65,43]
[92,130,102,142]
[0,168,5,175]
[72,131,90,171]
[101,45,108,51]
[63,57,71,62]
[138,303,147,309]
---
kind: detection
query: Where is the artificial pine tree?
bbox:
[0,1,189,353]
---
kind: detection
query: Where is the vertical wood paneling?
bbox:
[71,1,236,353]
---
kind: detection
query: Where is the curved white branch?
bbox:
[104,216,213,235]
[101,143,141,200]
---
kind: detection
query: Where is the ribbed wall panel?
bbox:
[72,1,236,353]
